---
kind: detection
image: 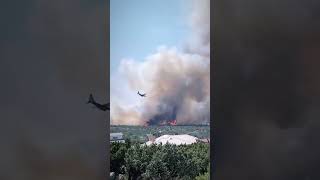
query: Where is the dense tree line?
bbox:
[110,140,210,180]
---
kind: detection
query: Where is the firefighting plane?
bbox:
[137,91,146,97]
[87,94,110,111]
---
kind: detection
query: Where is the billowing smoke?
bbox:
[111,0,210,125]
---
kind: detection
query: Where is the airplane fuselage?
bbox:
[137,91,146,97]
[87,94,110,111]
[91,101,109,111]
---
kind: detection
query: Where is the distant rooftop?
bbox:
[145,134,198,146]
[110,132,124,141]
[110,132,123,136]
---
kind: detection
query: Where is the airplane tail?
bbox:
[87,94,95,104]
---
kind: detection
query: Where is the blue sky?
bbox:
[110,0,190,73]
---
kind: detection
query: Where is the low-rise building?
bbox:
[110,132,125,143]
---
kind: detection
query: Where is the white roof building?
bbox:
[145,134,198,146]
